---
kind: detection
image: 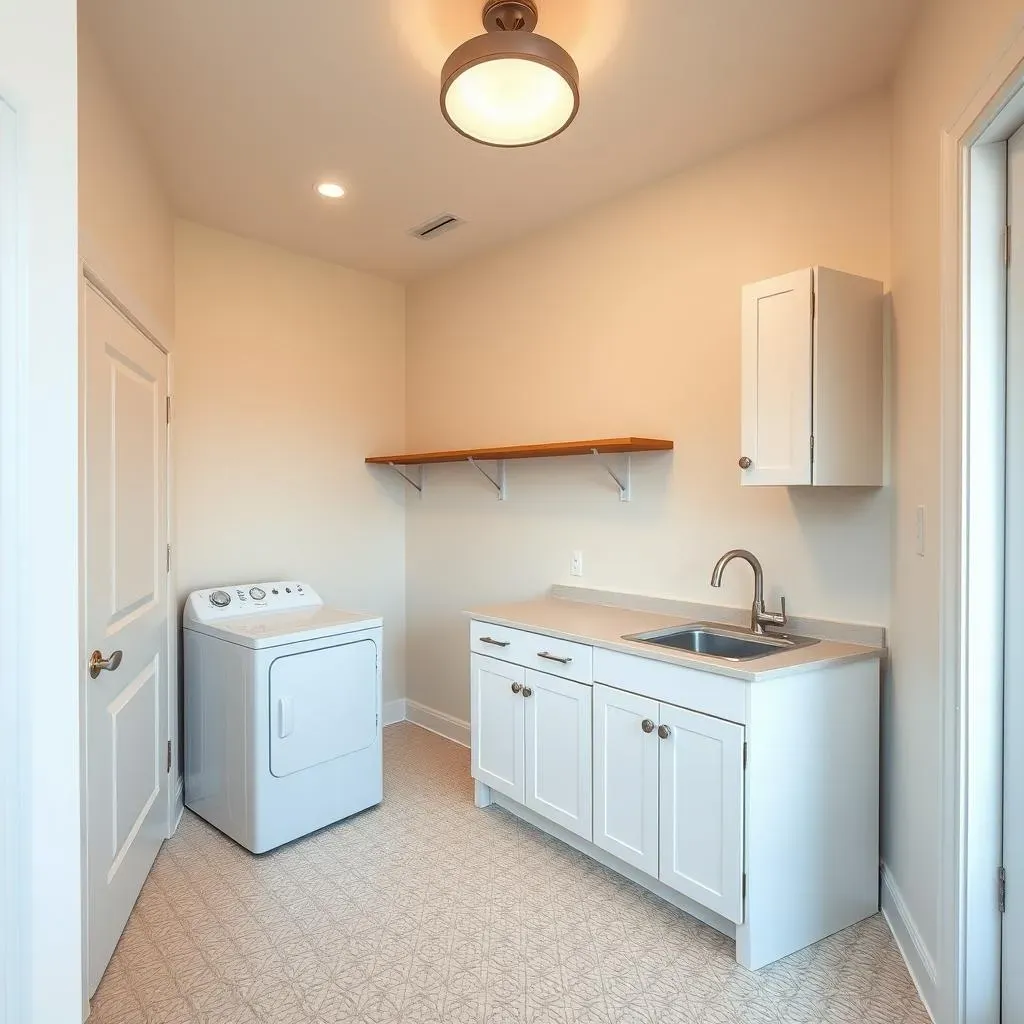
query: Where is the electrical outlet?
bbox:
[570,551,584,577]
[915,506,926,556]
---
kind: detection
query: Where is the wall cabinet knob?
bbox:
[658,724,670,739]
[738,456,752,470]
[522,687,533,698]
[641,719,655,733]
[511,682,522,694]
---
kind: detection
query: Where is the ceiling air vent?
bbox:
[408,213,463,240]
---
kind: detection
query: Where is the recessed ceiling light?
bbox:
[441,0,579,148]
[316,182,346,199]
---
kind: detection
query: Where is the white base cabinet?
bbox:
[469,619,881,971]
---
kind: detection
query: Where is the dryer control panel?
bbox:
[186,581,322,621]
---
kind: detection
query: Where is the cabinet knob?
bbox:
[522,687,533,698]
[738,456,752,470]
[657,724,670,740]
[641,719,655,734]
[511,682,522,694]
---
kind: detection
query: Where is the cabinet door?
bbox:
[471,654,525,803]
[658,703,745,923]
[593,684,659,876]
[740,268,813,486]
[523,670,592,839]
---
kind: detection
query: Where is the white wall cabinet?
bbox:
[523,669,592,840]
[740,266,883,486]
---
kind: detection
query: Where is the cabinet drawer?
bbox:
[470,620,593,684]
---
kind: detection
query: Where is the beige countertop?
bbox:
[466,597,884,682]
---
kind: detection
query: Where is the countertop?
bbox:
[466,597,884,682]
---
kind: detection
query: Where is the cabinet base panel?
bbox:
[486,788,736,943]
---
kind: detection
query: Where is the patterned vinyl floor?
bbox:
[89,722,931,1024]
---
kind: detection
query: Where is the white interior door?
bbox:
[592,684,659,876]
[470,654,525,802]
[658,703,745,923]
[523,670,592,840]
[740,268,814,485]
[1003,125,1024,1023]
[84,282,169,996]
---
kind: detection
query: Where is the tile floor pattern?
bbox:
[90,723,930,1024]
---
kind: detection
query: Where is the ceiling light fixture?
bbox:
[316,182,346,199]
[440,0,579,148]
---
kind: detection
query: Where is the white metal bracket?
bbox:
[467,457,507,500]
[592,448,631,501]
[388,462,423,493]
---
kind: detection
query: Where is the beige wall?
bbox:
[405,91,893,723]
[174,221,407,701]
[78,23,175,332]
[887,0,1022,1012]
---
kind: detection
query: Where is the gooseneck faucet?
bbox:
[710,549,788,635]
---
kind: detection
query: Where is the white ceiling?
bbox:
[82,0,921,282]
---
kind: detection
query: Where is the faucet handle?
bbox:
[758,595,788,629]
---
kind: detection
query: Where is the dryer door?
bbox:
[269,639,377,778]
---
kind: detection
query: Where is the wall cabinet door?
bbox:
[658,703,745,923]
[523,670,592,840]
[593,684,660,876]
[740,268,814,485]
[470,654,525,803]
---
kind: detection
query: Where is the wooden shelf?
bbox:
[365,437,673,466]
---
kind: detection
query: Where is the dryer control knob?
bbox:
[249,587,266,601]
[209,590,231,608]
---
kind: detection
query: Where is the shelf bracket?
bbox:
[592,448,631,501]
[388,462,422,493]
[467,457,507,500]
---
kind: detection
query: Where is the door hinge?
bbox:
[742,742,747,770]
[166,544,172,573]
[810,286,816,319]
[742,873,747,902]
[166,739,172,774]
[999,866,1007,913]
[166,395,172,423]
[809,435,815,464]
[1005,225,1012,268]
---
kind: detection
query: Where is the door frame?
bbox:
[938,24,1024,1024]
[78,251,177,1011]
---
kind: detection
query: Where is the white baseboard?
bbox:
[382,698,407,727]
[880,863,938,1022]
[384,697,470,747]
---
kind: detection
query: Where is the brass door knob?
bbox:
[738,456,752,470]
[641,719,655,733]
[89,649,123,679]
[511,682,522,694]
[522,687,533,698]
[657,724,670,739]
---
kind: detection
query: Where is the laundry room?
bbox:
[7,0,1011,1021]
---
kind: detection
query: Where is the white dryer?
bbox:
[183,581,382,853]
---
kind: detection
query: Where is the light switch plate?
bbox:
[570,551,584,577]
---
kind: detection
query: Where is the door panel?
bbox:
[740,268,813,486]
[593,684,659,876]
[523,670,592,840]
[85,283,168,996]
[470,654,525,802]
[1004,124,1024,1022]
[269,640,377,778]
[658,703,745,923]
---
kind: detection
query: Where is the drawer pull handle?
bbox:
[511,682,522,694]
[641,719,655,734]
[658,724,671,740]
[537,652,573,665]
[480,636,511,647]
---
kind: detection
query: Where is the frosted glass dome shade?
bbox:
[441,32,579,147]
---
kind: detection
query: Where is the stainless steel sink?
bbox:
[622,621,820,661]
